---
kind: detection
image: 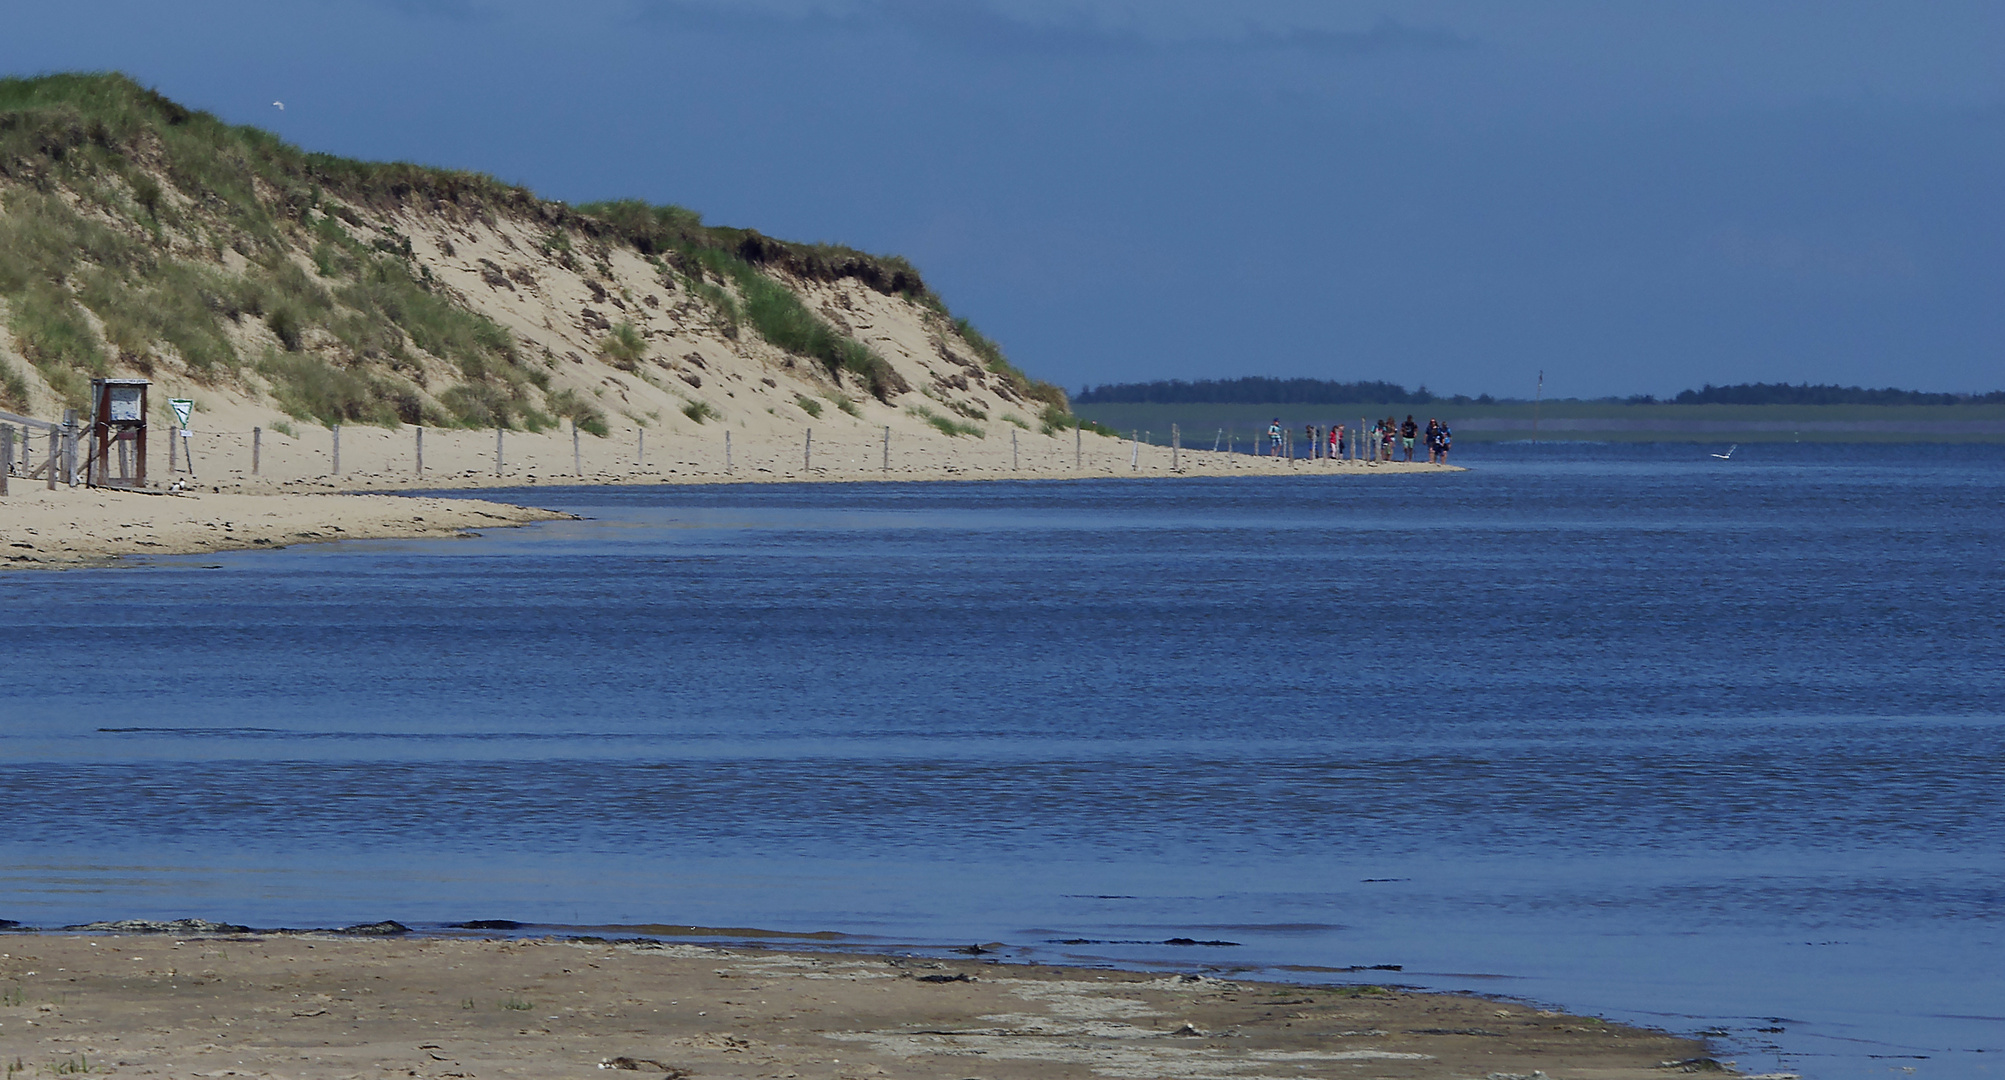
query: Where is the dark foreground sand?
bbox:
[0,934,1742,1080]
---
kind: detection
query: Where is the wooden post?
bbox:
[1075,426,1081,469]
[804,427,812,472]
[252,427,261,475]
[495,426,503,477]
[1012,428,1018,471]
[882,425,890,472]
[1130,431,1138,471]
[1171,423,1179,471]
[62,410,76,487]
[168,426,178,475]
[47,429,57,490]
[573,420,582,477]
[415,426,424,477]
[725,429,733,473]
[637,429,644,467]
[1,426,10,496]
[331,424,341,475]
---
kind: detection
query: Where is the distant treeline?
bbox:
[1075,378,2004,408]
[1074,378,1454,405]
[1664,383,2005,406]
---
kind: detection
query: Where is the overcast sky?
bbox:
[5,1,2000,397]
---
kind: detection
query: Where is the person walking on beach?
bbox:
[1401,415,1418,461]
[1425,418,1441,464]
[1437,422,1452,464]
[1381,417,1397,462]
[1268,419,1283,458]
[1327,424,1340,461]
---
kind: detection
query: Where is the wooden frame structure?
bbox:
[89,378,150,489]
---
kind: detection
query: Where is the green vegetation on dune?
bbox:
[0,72,549,427]
[0,72,1074,431]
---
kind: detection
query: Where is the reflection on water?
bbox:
[3,443,2001,1080]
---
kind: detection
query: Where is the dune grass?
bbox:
[907,404,982,438]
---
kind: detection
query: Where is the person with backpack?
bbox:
[1438,423,1453,464]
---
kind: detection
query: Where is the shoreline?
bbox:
[0,927,1733,1080]
[2,439,1454,569]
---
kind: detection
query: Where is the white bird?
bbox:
[272,101,285,111]
[1711,444,1737,460]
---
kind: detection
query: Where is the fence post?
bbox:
[252,427,261,475]
[1172,423,1179,472]
[725,429,733,473]
[168,426,178,475]
[62,410,76,487]
[1012,428,1019,472]
[332,424,341,475]
[415,426,424,477]
[1,426,10,496]
[804,427,812,472]
[574,420,582,477]
[1130,431,1138,471]
[637,429,644,467]
[47,429,57,490]
[495,426,503,477]
[1075,426,1081,469]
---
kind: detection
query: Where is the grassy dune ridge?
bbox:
[0,72,1068,430]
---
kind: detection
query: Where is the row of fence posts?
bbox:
[4,416,1163,490]
[1217,416,1387,463]
[0,416,74,494]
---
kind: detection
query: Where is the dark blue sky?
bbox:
[6,1,2000,397]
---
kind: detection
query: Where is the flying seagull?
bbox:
[1711,444,1737,460]
[272,101,285,111]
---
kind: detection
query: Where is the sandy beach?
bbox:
[0,931,1725,1080]
[1,423,1449,567]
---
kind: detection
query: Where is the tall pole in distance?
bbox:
[1,426,10,496]
[573,420,582,477]
[495,426,503,477]
[883,425,890,472]
[415,426,424,477]
[725,429,733,473]
[252,427,261,475]
[804,427,812,472]
[331,424,340,475]
[1533,369,1544,446]
[1075,426,1081,469]
[1012,428,1018,472]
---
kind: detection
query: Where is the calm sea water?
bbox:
[3,443,2000,1079]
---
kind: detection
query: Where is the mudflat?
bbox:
[0,934,1721,1080]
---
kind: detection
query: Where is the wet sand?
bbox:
[0,933,1731,1080]
[0,486,568,568]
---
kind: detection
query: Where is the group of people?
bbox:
[1264,414,1452,464]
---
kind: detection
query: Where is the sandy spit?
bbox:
[0,485,568,569]
[0,933,1726,1080]
[3,426,1452,568]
